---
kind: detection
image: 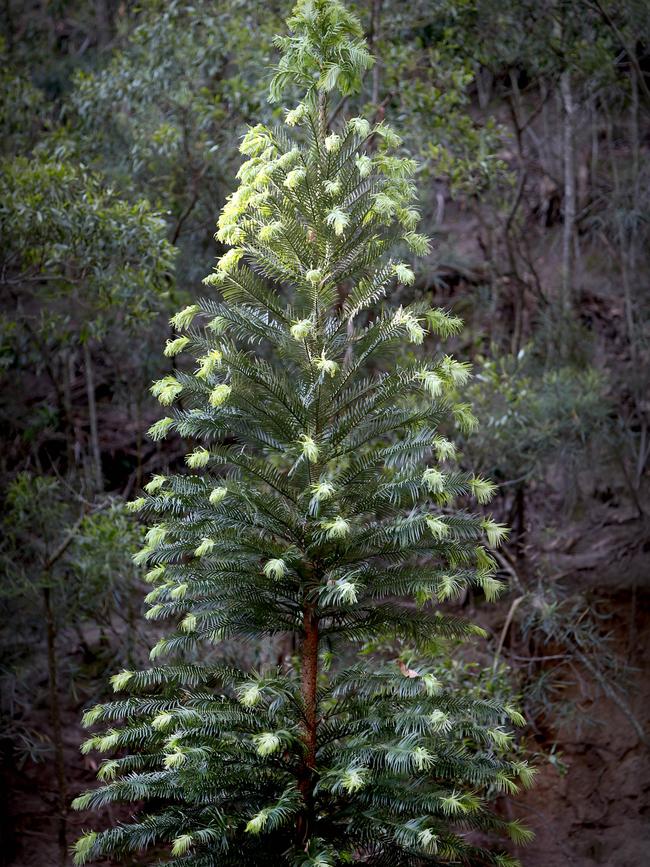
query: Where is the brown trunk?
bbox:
[43,584,68,866]
[301,608,319,767]
[298,603,319,840]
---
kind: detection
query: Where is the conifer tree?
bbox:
[74,2,534,864]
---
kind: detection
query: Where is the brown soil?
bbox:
[514,589,650,867]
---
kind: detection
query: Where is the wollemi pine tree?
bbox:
[74,2,534,864]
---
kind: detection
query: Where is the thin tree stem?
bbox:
[301,604,319,766]
[83,340,103,491]
[560,69,576,320]
[43,583,68,866]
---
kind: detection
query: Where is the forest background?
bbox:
[1,1,648,865]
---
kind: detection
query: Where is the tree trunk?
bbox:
[95,0,112,48]
[515,483,526,558]
[298,603,319,840]
[43,584,68,866]
[625,66,639,362]
[369,0,382,109]
[2,0,14,53]
[560,70,576,321]
[134,396,143,491]
[83,340,103,491]
[62,349,77,471]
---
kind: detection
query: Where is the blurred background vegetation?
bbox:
[1,1,648,865]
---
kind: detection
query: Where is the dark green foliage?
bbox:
[68,0,284,286]
[464,350,610,484]
[74,3,533,865]
[0,474,148,765]
[0,154,176,327]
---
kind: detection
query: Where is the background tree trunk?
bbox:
[83,340,103,492]
[43,584,68,867]
[560,70,576,323]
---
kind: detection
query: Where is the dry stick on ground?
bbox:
[493,543,648,744]
[493,595,526,675]
[491,549,527,673]
[572,646,649,746]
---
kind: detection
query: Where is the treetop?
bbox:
[270,0,374,102]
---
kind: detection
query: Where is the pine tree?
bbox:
[73,2,534,864]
